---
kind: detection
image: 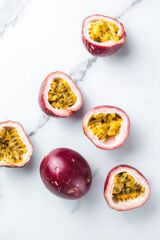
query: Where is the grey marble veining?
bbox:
[0,0,31,35]
[70,57,97,84]
[28,115,50,137]
[116,0,143,19]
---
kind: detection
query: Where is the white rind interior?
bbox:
[84,107,129,149]
[43,72,82,116]
[106,167,151,210]
[83,15,125,46]
[0,121,33,167]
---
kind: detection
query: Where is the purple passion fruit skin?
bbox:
[40,148,92,200]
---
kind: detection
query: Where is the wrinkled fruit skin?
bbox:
[38,71,83,118]
[104,165,151,211]
[83,106,130,150]
[82,15,126,57]
[40,148,92,199]
[0,120,33,168]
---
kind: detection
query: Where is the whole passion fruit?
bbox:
[0,120,33,167]
[83,106,130,150]
[40,148,92,199]
[104,165,151,211]
[82,14,126,57]
[38,71,83,117]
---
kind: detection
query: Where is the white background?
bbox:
[0,0,159,239]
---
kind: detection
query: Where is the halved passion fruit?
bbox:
[83,106,130,150]
[82,15,126,57]
[0,121,33,167]
[104,165,151,211]
[39,72,83,117]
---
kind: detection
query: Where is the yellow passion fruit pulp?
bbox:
[89,19,120,43]
[112,172,145,201]
[88,113,122,140]
[0,126,27,164]
[48,78,77,109]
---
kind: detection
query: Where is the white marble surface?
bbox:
[0,0,160,239]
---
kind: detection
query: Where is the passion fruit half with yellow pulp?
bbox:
[104,165,151,211]
[82,15,126,57]
[0,121,33,167]
[83,106,130,150]
[39,71,83,117]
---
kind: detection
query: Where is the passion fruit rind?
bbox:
[39,71,83,118]
[0,120,33,167]
[82,14,126,57]
[104,165,151,211]
[83,106,130,150]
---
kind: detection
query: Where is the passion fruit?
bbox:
[104,165,151,211]
[0,121,33,167]
[83,106,130,150]
[82,14,126,57]
[38,71,83,117]
[40,148,92,199]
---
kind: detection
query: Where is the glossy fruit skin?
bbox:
[40,148,92,199]
[83,106,130,150]
[38,71,83,118]
[104,165,151,211]
[0,120,33,167]
[82,14,127,57]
